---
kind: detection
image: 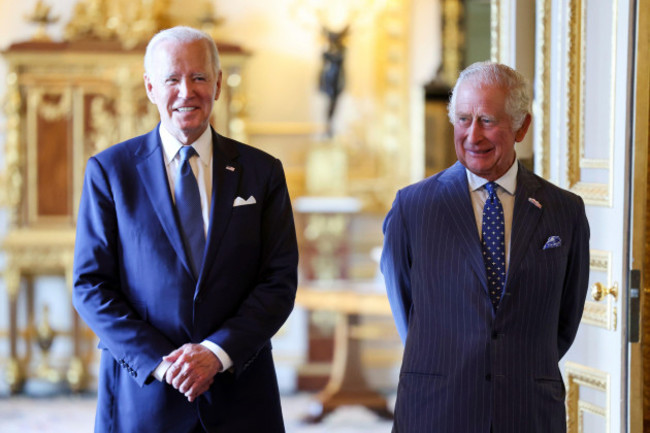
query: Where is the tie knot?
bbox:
[484,181,498,197]
[178,146,197,164]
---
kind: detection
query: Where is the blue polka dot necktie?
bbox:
[175,146,206,279]
[481,182,506,309]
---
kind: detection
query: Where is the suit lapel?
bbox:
[439,162,488,292]
[505,163,543,288]
[198,130,241,286]
[135,126,195,279]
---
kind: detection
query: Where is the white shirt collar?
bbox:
[465,158,518,195]
[159,124,212,167]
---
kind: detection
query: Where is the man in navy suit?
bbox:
[73,26,298,432]
[381,62,590,432]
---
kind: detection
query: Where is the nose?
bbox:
[178,78,193,98]
[467,119,483,144]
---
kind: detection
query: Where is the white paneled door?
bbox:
[533,0,640,432]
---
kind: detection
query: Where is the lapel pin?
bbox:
[528,197,542,209]
[226,166,235,172]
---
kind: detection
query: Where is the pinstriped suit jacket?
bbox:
[381,161,590,433]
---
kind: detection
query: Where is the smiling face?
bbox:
[453,81,531,181]
[144,39,222,145]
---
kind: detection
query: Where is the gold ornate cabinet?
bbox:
[1,39,247,392]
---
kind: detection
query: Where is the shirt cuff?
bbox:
[200,340,233,372]
[152,359,172,382]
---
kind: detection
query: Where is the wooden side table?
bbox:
[296,282,397,422]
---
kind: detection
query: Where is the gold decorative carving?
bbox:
[441,0,464,86]
[580,158,609,169]
[30,88,72,122]
[374,0,411,210]
[3,230,76,274]
[88,95,119,157]
[570,182,610,207]
[2,71,24,225]
[565,362,610,433]
[490,0,508,63]
[533,0,551,179]
[24,0,59,42]
[566,0,617,207]
[590,253,610,273]
[566,0,585,188]
[64,0,171,49]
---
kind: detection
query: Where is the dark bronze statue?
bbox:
[319,26,348,136]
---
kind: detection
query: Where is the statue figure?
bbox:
[319,26,348,137]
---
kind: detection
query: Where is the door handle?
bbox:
[590,282,618,302]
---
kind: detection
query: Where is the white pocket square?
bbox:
[233,196,256,207]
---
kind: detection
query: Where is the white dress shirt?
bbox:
[465,159,518,271]
[152,124,233,381]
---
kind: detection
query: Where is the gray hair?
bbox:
[447,61,531,130]
[144,26,220,76]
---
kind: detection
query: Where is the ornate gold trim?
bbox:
[589,251,611,274]
[30,89,72,121]
[533,0,551,179]
[490,0,507,63]
[566,0,618,207]
[565,361,610,433]
[64,0,171,49]
[580,158,610,169]
[1,70,24,225]
[375,0,412,207]
[583,250,616,330]
[566,0,585,187]
[441,0,464,85]
[570,182,610,207]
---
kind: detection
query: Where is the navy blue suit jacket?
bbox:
[73,126,298,433]
[381,161,590,433]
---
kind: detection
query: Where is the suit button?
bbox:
[492,331,499,339]
[485,374,492,381]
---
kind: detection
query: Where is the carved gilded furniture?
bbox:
[1,39,247,393]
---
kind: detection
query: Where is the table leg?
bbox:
[5,269,24,393]
[304,313,393,422]
[67,309,87,392]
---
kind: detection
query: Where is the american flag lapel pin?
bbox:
[226,166,235,172]
[528,197,542,209]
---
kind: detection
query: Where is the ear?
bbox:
[143,73,156,104]
[214,70,223,101]
[514,113,532,142]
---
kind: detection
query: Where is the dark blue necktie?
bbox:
[175,146,205,279]
[481,182,506,309]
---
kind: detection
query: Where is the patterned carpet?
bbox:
[0,393,394,432]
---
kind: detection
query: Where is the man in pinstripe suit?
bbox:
[381,62,590,432]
